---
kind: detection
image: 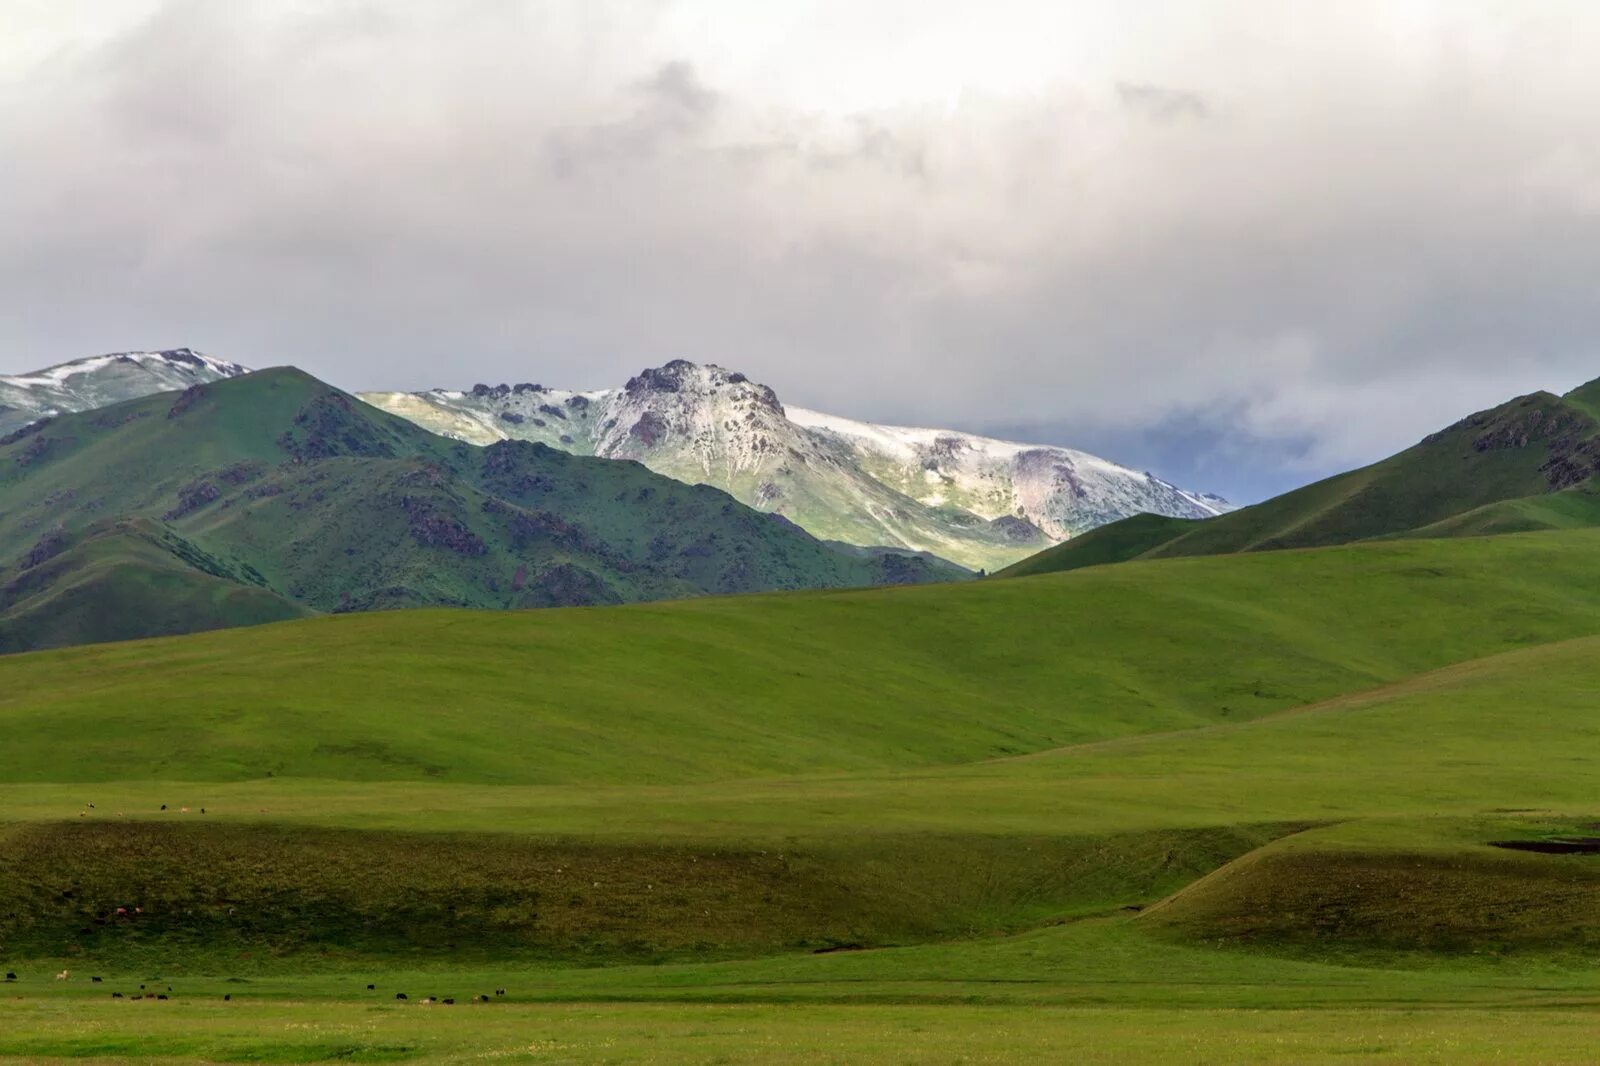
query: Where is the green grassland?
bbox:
[6,526,1600,1059]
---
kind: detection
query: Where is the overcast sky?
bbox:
[4,1,1600,501]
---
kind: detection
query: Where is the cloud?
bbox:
[3,0,1600,501]
[1115,82,1209,122]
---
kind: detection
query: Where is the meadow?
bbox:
[5,529,1600,1060]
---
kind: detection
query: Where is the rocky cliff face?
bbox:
[362,361,1233,571]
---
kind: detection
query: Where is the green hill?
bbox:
[0,518,308,651]
[0,369,961,652]
[1002,379,1600,576]
[5,528,1600,785]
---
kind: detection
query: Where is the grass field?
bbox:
[5,528,1600,1060]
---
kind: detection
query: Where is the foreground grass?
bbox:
[5,1000,1600,1065]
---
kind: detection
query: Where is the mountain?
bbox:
[1001,378,1600,576]
[360,360,1232,572]
[0,348,248,435]
[0,368,960,653]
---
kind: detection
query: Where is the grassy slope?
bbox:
[1006,383,1600,576]
[5,530,1600,784]
[0,519,308,654]
[995,512,1195,577]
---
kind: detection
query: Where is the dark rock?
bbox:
[629,410,669,446]
[163,479,222,521]
[20,526,69,569]
[166,384,208,419]
[538,403,567,421]
[160,348,207,368]
[624,360,697,396]
[991,515,1044,543]
[498,411,525,424]
[0,418,51,447]
[217,461,264,485]
[399,496,487,556]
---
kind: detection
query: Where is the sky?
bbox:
[4,2,1600,502]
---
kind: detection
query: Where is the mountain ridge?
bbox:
[0,366,960,653]
[361,359,1233,571]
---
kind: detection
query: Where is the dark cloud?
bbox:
[4,1,1600,501]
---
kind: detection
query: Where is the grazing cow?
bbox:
[395,993,407,1000]
[477,994,490,1003]
[55,970,69,981]
[160,804,167,810]
[157,994,168,1001]
[495,988,506,996]
[367,984,375,990]
[442,998,454,1005]
[112,992,123,999]
[91,976,102,983]
[3,972,15,981]
[224,994,231,1001]
[420,997,434,1005]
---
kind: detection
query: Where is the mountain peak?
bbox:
[0,348,252,436]
[622,360,784,413]
[361,365,1231,571]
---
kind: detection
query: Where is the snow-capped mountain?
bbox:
[362,361,1233,571]
[0,349,248,435]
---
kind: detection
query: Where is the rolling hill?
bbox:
[2,526,1600,969]
[0,367,959,653]
[3,522,1600,1058]
[1001,377,1600,576]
